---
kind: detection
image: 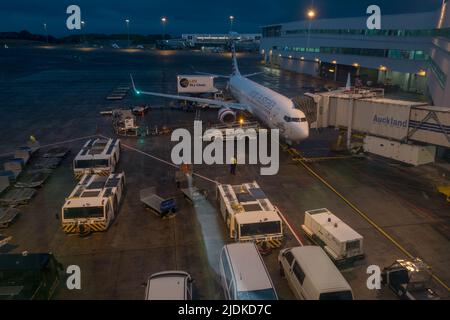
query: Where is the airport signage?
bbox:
[177,75,217,93]
[372,115,408,128]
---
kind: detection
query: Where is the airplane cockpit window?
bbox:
[284,116,301,122]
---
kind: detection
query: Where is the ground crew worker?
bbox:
[230,156,237,175]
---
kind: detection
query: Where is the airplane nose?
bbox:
[291,124,309,142]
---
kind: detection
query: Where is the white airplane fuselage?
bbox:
[229,74,309,143]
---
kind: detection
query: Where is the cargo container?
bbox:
[364,136,436,166]
[301,208,364,264]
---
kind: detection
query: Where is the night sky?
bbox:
[0,0,443,36]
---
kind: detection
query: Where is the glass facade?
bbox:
[429,58,447,88]
[262,27,450,38]
[275,46,429,61]
[262,25,282,38]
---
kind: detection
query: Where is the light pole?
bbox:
[306,9,316,51]
[161,17,167,41]
[43,23,49,44]
[81,21,85,44]
[125,19,130,48]
[229,15,235,32]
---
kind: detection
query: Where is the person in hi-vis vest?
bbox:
[230,156,237,175]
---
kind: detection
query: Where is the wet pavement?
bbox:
[0,46,448,300]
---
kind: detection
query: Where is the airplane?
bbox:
[130,42,309,144]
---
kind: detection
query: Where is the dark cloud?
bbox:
[0,0,443,36]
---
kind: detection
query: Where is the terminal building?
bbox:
[182,33,261,51]
[260,1,450,107]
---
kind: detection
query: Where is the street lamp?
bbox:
[161,17,167,41]
[81,21,85,44]
[43,23,49,44]
[229,16,235,32]
[125,19,130,48]
[306,8,316,52]
[307,9,316,19]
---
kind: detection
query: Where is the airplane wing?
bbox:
[130,75,247,111]
[242,72,264,78]
[195,71,230,79]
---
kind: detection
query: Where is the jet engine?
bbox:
[218,107,236,123]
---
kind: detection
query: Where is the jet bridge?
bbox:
[305,89,450,165]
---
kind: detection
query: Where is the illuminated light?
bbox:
[288,55,292,59]
[136,90,141,95]
[161,17,167,23]
[417,69,427,77]
[261,49,265,54]
[328,69,335,73]
[278,54,282,57]
[352,63,359,67]
[229,15,235,20]
[300,56,304,60]
[379,65,387,71]
[307,9,316,19]
[315,58,320,62]
[331,60,337,64]
[239,118,244,125]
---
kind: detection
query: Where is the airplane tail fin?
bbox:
[230,39,240,76]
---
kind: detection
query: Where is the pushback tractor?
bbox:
[61,173,125,234]
[216,181,283,248]
[73,138,120,179]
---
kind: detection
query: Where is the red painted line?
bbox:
[276,206,304,246]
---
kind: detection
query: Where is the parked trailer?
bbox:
[0,207,20,228]
[140,187,177,218]
[216,181,283,248]
[0,175,10,195]
[73,138,120,179]
[301,208,364,265]
[381,258,440,300]
[0,188,36,206]
[0,253,63,300]
[61,173,125,234]
[15,170,51,188]
[0,234,12,248]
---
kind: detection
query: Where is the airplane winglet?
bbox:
[129,74,140,95]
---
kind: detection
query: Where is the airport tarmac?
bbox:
[0,46,449,300]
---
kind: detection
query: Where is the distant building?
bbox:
[182,33,261,51]
[260,1,450,107]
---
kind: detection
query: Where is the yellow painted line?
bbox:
[299,155,356,162]
[283,145,450,292]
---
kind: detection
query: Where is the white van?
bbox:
[145,271,193,300]
[278,246,353,300]
[220,242,278,300]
